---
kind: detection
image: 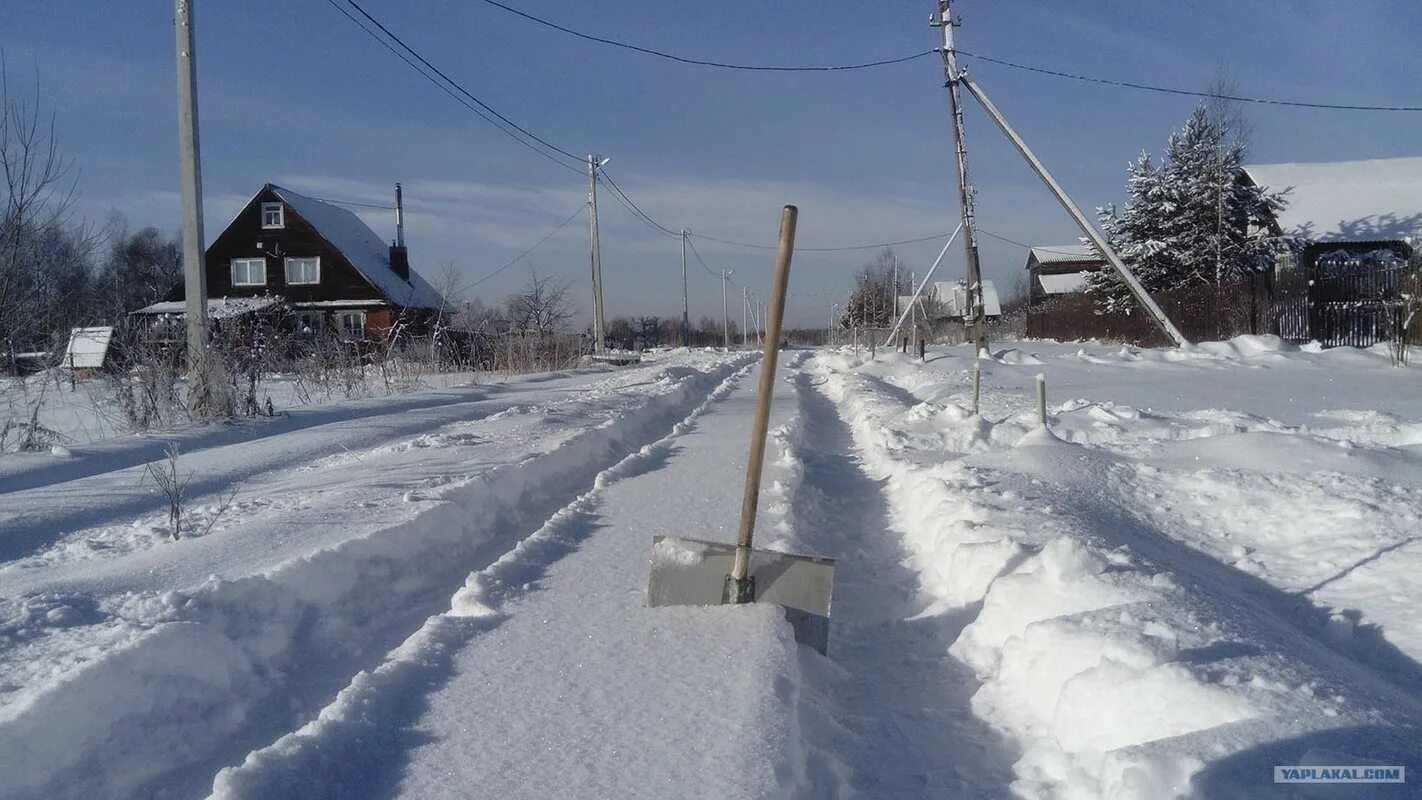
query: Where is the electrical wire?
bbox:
[595,171,682,239]
[306,195,397,210]
[956,49,1422,113]
[474,0,937,73]
[684,237,725,281]
[323,0,584,174]
[458,202,589,292]
[690,229,960,253]
[976,228,1095,256]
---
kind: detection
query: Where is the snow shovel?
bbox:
[647,205,836,655]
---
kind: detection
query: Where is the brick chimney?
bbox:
[390,182,410,280]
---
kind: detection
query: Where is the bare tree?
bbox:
[0,59,97,354]
[505,269,574,336]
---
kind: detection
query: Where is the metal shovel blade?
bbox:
[647,535,835,655]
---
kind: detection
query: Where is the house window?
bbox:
[231,258,267,286]
[337,311,366,340]
[285,257,320,285]
[261,202,284,229]
[293,311,323,337]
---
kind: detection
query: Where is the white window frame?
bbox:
[261,202,284,229]
[293,311,323,337]
[231,257,267,286]
[337,311,366,340]
[285,256,320,285]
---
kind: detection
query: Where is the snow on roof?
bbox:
[1243,157,1422,243]
[131,297,282,318]
[64,327,113,368]
[1028,245,1102,265]
[270,185,447,310]
[1037,271,1090,295]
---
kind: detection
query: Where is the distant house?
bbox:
[1024,245,1106,302]
[1243,157,1421,345]
[133,183,446,341]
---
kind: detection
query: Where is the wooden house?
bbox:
[1243,158,1421,346]
[133,183,446,340]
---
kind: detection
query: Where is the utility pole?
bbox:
[681,228,690,348]
[829,303,839,346]
[175,0,209,411]
[933,0,988,355]
[587,154,609,353]
[721,269,733,348]
[742,287,749,348]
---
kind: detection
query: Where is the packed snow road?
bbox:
[2,339,1421,799]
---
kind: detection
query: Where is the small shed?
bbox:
[64,327,115,377]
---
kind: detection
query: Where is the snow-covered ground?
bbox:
[1,338,1419,799]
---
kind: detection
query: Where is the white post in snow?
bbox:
[1036,373,1047,426]
[972,361,981,415]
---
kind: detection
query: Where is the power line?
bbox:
[957,49,1422,113]
[684,237,724,281]
[976,228,1094,256]
[323,0,584,174]
[459,202,589,292]
[596,170,681,238]
[690,229,959,253]
[474,0,937,73]
[342,0,586,163]
[307,194,397,210]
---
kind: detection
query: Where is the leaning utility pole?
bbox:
[933,0,988,355]
[175,0,209,411]
[957,72,1188,347]
[587,154,609,353]
[681,229,690,347]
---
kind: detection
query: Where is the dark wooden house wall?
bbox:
[199,186,383,304]
[161,186,382,306]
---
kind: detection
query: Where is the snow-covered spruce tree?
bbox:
[1086,103,1289,314]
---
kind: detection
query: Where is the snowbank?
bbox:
[813,354,1422,798]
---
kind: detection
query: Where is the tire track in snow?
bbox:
[0,356,757,800]
[784,367,1017,798]
[205,357,767,799]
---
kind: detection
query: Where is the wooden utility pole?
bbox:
[933,0,988,355]
[721,269,733,348]
[745,289,756,349]
[175,0,209,410]
[587,155,609,353]
[681,229,690,347]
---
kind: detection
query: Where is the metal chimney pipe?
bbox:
[394,182,405,247]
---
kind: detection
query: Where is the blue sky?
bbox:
[4,0,1420,326]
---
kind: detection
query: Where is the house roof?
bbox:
[1037,271,1090,295]
[1242,157,1422,243]
[131,297,282,318]
[268,185,447,310]
[1027,245,1102,265]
